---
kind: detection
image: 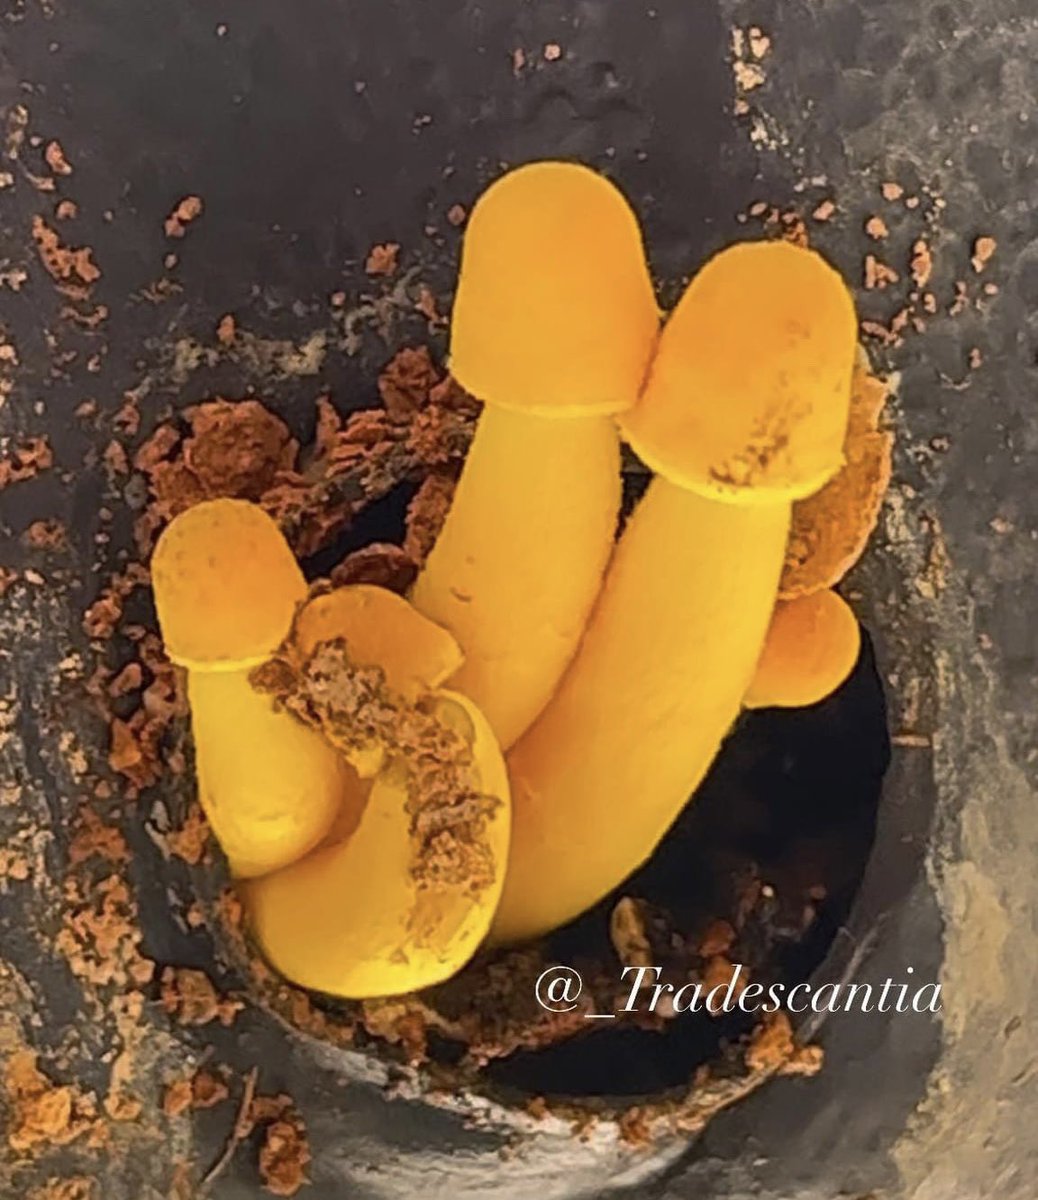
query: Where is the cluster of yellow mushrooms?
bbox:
[151,162,873,1000]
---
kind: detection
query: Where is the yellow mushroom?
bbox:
[410,160,659,749]
[152,498,306,672]
[245,589,510,998]
[152,499,349,878]
[744,589,861,709]
[621,239,854,503]
[491,240,857,944]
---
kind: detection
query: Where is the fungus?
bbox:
[245,591,510,998]
[152,498,306,671]
[152,500,347,877]
[619,240,855,503]
[491,240,857,944]
[744,590,861,709]
[780,353,893,598]
[410,160,659,749]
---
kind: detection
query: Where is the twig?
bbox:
[201,1065,259,1188]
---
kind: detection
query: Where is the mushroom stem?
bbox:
[490,483,789,944]
[151,500,348,877]
[411,404,621,747]
[490,239,857,944]
[247,687,509,998]
[410,161,659,749]
[245,585,511,999]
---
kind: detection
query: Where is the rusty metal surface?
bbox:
[1,0,1036,1197]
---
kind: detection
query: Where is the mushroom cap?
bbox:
[620,240,857,503]
[449,160,660,417]
[744,589,861,709]
[152,498,305,670]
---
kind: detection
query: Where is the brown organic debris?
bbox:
[329,542,417,593]
[0,436,53,490]
[909,238,932,288]
[44,140,72,176]
[971,235,996,273]
[4,1050,96,1154]
[31,215,100,296]
[365,242,400,276]
[780,356,892,598]
[864,254,899,290]
[259,1111,312,1196]
[164,195,204,238]
[253,640,499,898]
[161,967,243,1028]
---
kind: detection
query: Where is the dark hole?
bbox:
[301,481,419,581]
[470,632,890,1099]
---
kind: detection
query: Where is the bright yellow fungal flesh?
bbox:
[745,589,861,709]
[492,239,857,944]
[448,160,660,417]
[152,499,347,878]
[412,161,660,749]
[620,241,857,503]
[246,687,510,999]
[151,499,306,671]
[491,484,790,944]
[188,668,356,878]
[412,406,621,748]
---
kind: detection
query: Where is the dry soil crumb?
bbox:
[864,254,899,290]
[543,43,562,62]
[216,314,236,345]
[4,1049,97,1154]
[745,1011,794,1072]
[31,215,100,295]
[446,203,467,227]
[404,470,456,565]
[23,519,67,551]
[909,238,933,288]
[0,437,52,490]
[811,199,836,222]
[44,140,72,176]
[365,242,400,276]
[166,805,211,866]
[880,181,904,201]
[258,1110,311,1196]
[971,235,996,272]
[329,542,417,593]
[28,1178,97,1200]
[160,967,242,1028]
[164,195,204,239]
[864,215,888,240]
[163,1069,230,1118]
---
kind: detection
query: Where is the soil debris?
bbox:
[365,242,400,276]
[164,195,204,238]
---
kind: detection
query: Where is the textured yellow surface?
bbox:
[621,240,856,502]
[246,691,510,998]
[745,589,861,709]
[151,498,306,670]
[188,668,356,878]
